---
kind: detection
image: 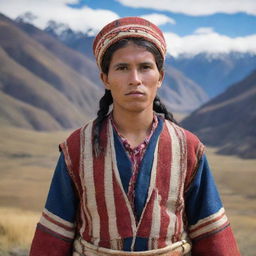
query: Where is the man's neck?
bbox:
[112,108,154,148]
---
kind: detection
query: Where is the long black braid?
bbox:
[93,89,113,156]
[92,37,178,156]
[153,95,177,124]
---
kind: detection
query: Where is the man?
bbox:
[30,17,240,255]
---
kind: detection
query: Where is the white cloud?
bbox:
[140,13,176,26]
[164,31,256,57]
[194,27,215,35]
[116,0,256,16]
[0,0,119,32]
[1,0,255,56]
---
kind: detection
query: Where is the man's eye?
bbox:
[142,65,151,70]
[116,66,127,70]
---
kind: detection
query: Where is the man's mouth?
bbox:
[125,91,145,95]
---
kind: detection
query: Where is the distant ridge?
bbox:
[169,53,256,98]
[182,69,256,158]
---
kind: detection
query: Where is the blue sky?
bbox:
[0,0,255,56]
[69,0,256,37]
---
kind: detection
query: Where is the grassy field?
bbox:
[0,125,255,255]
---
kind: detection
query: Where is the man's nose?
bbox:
[128,69,142,86]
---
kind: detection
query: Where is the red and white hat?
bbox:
[93,17,167,69]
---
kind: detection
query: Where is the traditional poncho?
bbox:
[30,116,240,255]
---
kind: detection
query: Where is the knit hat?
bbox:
[93,17,167,69]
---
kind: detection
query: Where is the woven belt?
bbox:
[73,237,191,256]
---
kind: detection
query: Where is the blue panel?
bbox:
[123,237,133,251]
[45,153,78,222]
[185,154,223,226]
[134,237,149,251]
[114,130,132,193]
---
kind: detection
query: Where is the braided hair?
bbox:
[93,37,177,156]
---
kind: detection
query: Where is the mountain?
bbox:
[0,13,102,130]
[159,65,208,113]
[16,20,101,87]
[169,53,256,98]
[0,91,62,130]
[181,69,256,158]
[1,13,231,134]
[44,20,95,60]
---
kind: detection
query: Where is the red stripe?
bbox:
[42,212,75,232]
[183,129,203,192]
[173,125,186,241]
[93,121,110,248]
[113,173,133,237]
[58,127,93,241]
[156,123,172,248]
[190,212,228,233]
[137,191,156,237]
[193,221,230,240]
[30,225,73,256]
[191,225,240,255]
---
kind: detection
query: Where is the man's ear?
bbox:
[157,70,164,88]
[100,72,110,90]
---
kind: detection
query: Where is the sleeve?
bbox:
[29,152,78,256]
[185,154,240,256]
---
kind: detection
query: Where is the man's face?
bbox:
[101,42,164,114]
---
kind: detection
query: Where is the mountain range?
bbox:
[44,19,256,99]
[1,13,256,158]
[169,53,256,98]
[182,69,256,158]
[0,13,209,131]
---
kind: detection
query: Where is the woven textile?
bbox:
[59,117,203,251]
[110,114,158,217]
[93,17,167,68]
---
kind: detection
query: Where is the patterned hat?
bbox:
[93,17,167,69]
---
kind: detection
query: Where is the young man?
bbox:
[30,17,240,255]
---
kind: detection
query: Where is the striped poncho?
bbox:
[30,116,240,255]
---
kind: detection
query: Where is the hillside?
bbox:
[0,91,62,130]
[0,14,101,130]
[159,65,208,113]
[16,20,101,87]
[182,69,256,158]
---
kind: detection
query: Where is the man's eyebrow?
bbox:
[112,63,129,68]
[140,61,154,66]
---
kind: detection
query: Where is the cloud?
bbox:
[140,13,176,26]
[0,0,119,32]
[116,0,256,16]
[164,31,256,57]
[194,27,215,35]
[1,0,255,56]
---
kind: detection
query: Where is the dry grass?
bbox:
[206,147,256,256]
[0,126,255,255]
[0,207,40,251]
[0,125,69,211]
